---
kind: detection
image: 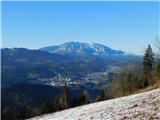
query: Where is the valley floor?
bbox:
[29,88,160,120]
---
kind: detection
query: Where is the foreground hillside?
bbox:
[29,88,160,120]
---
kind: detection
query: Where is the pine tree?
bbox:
[126,72,133,93]
[120,79,127,96]
[82,89,88,104]
[39,100,53,114]
[98,90,105,101]
[71,97,78,107]
[2,107,17,120]
[77,89,89,105]
[156,59,160,79]
[64,82,70,109]
[19,105,33,119]
[143,44,154,86]
[59,82,70,109]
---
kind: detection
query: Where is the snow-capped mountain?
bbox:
[40,42,125,56]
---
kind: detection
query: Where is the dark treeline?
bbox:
[2,44,160,120]
[1,83,90,120]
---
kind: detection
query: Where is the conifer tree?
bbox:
[77,89,89,105]
[59,82,70,109]
[120,78,127,96]
[19,105,32,119]
[155,39,160,79]
[63,82,70,109]
[143,44,154,86]
[126,72,133,93]
[98,90,105,101]
[82,89,88,104]
[39,100,53,114]
[2,107,17,120]
[156,59,160,79]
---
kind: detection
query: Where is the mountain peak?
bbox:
[40,42,125,56]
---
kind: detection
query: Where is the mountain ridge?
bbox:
[39,41,125,56]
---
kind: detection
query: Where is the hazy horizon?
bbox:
[2,1,159,55]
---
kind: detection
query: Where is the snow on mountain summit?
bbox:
[40,42,124,55]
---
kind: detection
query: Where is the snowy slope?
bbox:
[29,88,160,120]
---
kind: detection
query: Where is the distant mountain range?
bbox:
[40,42,125,56]
[2,42,142,86]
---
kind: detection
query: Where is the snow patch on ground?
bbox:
[29,88,160,120]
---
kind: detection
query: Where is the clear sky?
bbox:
[2,1,159,55]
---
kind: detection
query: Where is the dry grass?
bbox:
[134,81,160,94]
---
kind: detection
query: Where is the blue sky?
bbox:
[2,1,159,55]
